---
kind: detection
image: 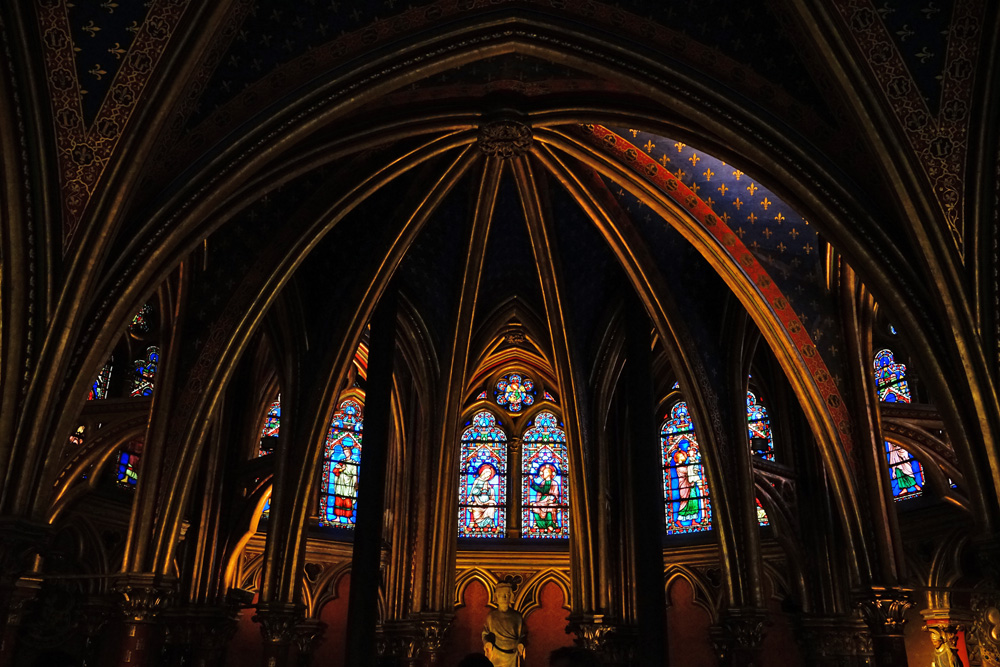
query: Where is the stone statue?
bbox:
[482,583,526,667]
[928,626,963,667]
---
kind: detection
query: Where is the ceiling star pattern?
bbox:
[584,125,854,452]
[831,0,983,258]
[37,0,190,249]
[66,0,150,123]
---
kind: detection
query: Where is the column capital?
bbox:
[854,586,914,636]
[711,609,767,667]
[252,603,303,644]
[112,573,175,623]
[798,614,873,665]
[294,618,326,659]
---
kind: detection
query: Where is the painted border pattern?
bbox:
[585,124,855,454]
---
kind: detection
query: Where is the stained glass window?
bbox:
[662,402,712,534]
[756,499,769,526]
[459,410,507,538]
[495,373,535,413]
[88,358,113,400]
[477,391,488,400]
[258,397,280,456]
[885,440,924,500]
[320,397,363,527]
[521,411,569,539]
[116,439,143,489]
[746,391,774,461]
[129,304,153,336]
[130,346,159,397]
[543,391,556,402]
[874,349,911,403]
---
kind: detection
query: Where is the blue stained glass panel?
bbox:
[130,346,159,397]
[662,402,712,534]
[874,349,911,403]
[521,411,569,539]
[495,373,535,413]
[459,410,507,538]
[746,391,775,461]
[320,398,363,527]
[885,440,924,500]
[88,359,113,400]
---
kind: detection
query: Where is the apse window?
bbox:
[873,349,911,403]
[319,394,364,527]
[459,372,568,539]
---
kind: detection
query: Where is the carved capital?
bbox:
[113,574,175,623]
[566,613,616,650]
[477,119,532,159]
[253,605,302,645]
[163,605,239,652]
[855,587,913,636]
[294,618,326,657]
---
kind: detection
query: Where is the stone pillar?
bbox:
[345,289,396,666]
[79,598,114,667]
[114,575,174,667]
[253,604,301,667]
[856,588,912,667]
[0,577,41,667]
[294,619,326,667]
[566,613,632,664]
[799,615,873,667]
[711,609,767,667]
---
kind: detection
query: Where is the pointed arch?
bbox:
[458,409,508,538]
[319,392,365,527]
[521,411,570,539]
[661,401,711,534]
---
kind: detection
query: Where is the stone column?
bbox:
[799,615,873,667]
[413,613,450,666]
[113,575,174,667]
[711,609,767,667]
[856,588,912,667]
[0,576,41,667]
[253,604,301,667]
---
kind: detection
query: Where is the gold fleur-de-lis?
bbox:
[747,212,758,223]
[675,168,686,180]
[674,141,686,153]
[88,63,107,80]
[747,182,758,196]
[688,153,700,167]
[789,227,799,239]
[702,167,714,181]
[762,227,772,239]
[774,212,785,224]
[735,227,745,238]
[717,183,728,196]
[643,140,655,153]
[732,169,744,180]
[126,21,140,34]
[108,42,126,59]
[803,243,814,254]
[629,129,638,137]
[658,154,670,167]
[760,197,771,210]
[777,242,788,253]
[101,1,119,12]
[733,197,743,210]
[81,20,101,37]
[690,182,700,194]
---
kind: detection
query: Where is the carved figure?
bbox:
[928,626,963,667]
[482,583,525,666]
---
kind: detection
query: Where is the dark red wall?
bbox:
[523,581,574,665]
[313,573,351,667]
[224,598,262,667]
[442,578,491,664]
[666,577,716,667]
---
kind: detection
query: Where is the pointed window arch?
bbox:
[874,349,911,403]
[88,358,113,400]
[661,402,712,534]
[130,346,159,397]
[746,391,774,461]
[521,411,569,539]
[319,397,364,527]
[884,440,924,501]
[459,410,508,538]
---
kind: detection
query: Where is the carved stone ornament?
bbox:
[799,615,873,659]
[566,613,616,650]
[477,120,532,159]
[971,589,1000,667]
[855,588,914,636]
[711,610,767,661]
[113,575,174,623]
[294,618,327,656]
[252,605,302,644]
